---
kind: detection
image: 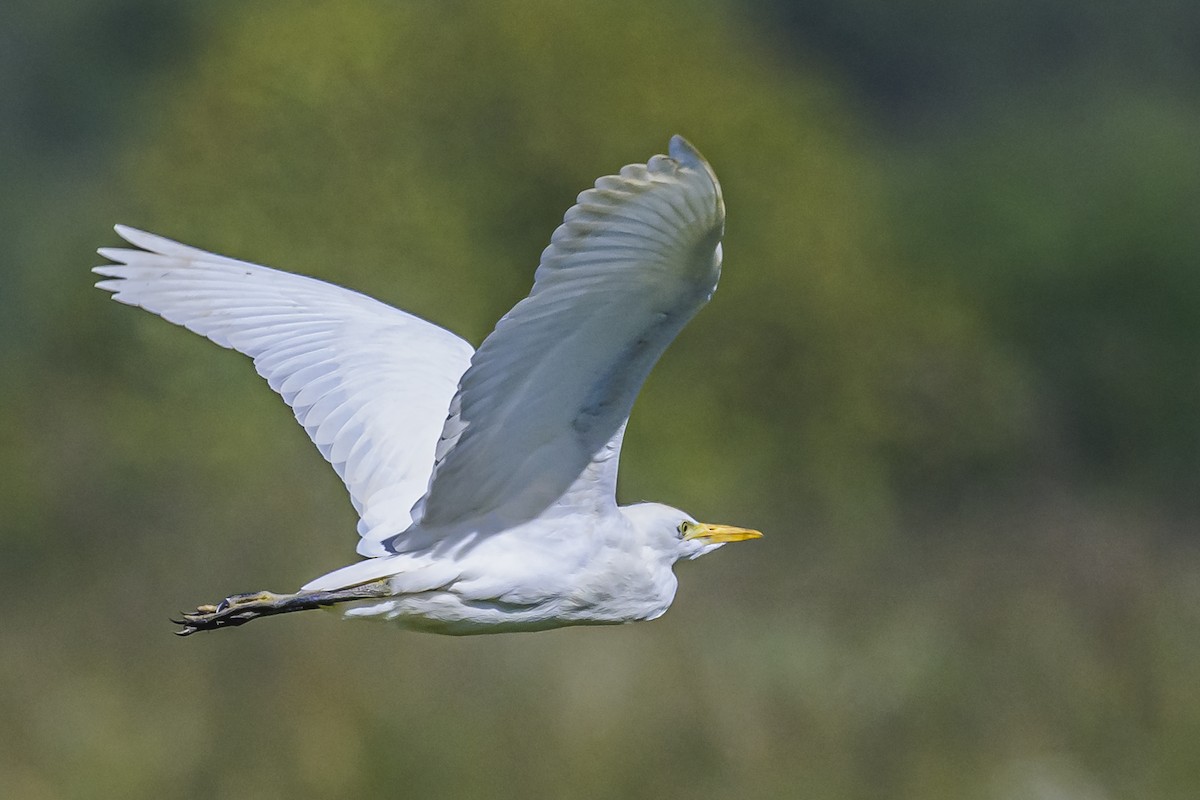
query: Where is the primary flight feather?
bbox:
[95,135,761,636]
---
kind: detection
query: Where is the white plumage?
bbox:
[96,136,760,636]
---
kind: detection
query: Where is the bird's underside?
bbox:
[96,136,749,637]
[171,580,630,637]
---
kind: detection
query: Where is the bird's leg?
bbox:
[172,579,392,636]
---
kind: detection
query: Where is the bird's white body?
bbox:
[328,504,683,635]
[95,136,760,635]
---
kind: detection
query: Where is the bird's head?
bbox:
[622,502,762,563]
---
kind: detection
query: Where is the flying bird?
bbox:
[95,136,761,636]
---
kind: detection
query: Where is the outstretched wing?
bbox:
[414,136,724,531]
[95,226,474,556]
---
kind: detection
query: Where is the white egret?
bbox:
[96,136,761,636]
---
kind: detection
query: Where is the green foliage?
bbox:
[890,86,1200,490]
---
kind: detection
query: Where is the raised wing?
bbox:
[94,226,474,556]
[414,136,724,531]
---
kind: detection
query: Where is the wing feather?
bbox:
[95,226,474,555]
[414,136,724,531]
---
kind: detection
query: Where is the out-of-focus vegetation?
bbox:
[2,1,1198,798]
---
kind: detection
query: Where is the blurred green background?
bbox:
[3,1,1199,797]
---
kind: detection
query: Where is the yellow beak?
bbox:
[683,522,763,543]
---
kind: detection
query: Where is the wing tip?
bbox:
[101,224,152,259]
[668,135,703,166]
[667,135,721,207]
[96,232,133,287]
[112,223,151,247]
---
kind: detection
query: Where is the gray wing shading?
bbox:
[411,136,725,533]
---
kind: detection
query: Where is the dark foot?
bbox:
[172,590,294,636]
[172,580,393,636]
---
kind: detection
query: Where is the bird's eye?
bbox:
[677,521,691,536]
